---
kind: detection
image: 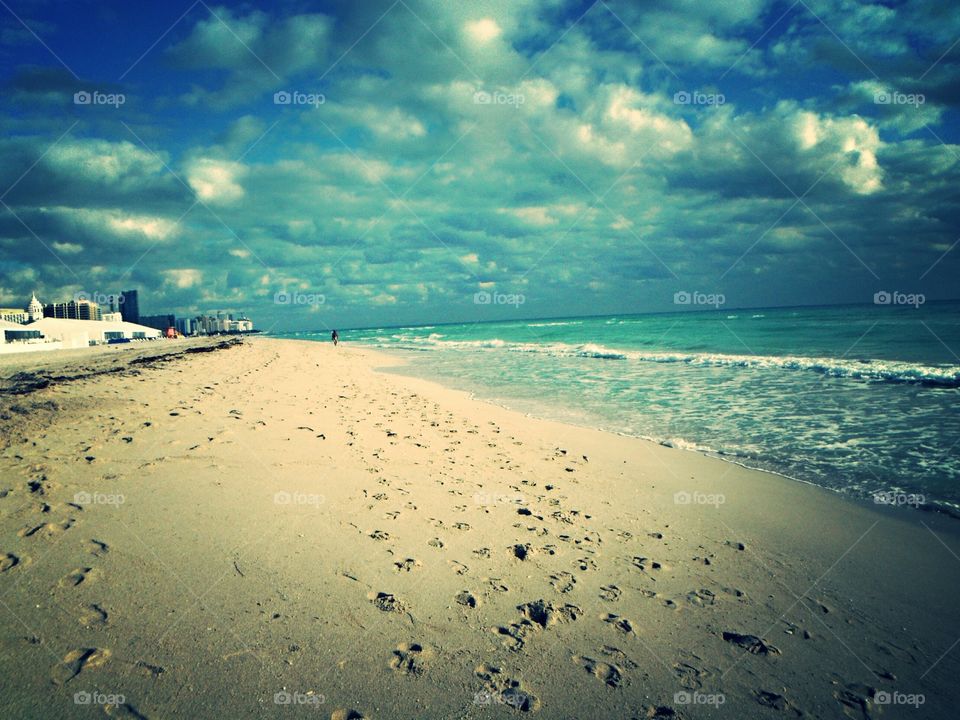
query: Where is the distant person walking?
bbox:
[331,329,339,346]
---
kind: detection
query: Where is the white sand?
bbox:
[0,337,957,719]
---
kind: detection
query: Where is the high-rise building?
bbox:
[139,314,176,332]
[120,290,139,323]
[43,300,102,321]
[175,317,194,335]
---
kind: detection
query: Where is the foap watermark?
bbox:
[274,491,325,508]
[674,691,726,707]
[473,690,527,708]
[674,490,725,508]
[674,290,725,308]
[473,90,525,107]
[74,90,125,107]
[74,291,123,306]
[474,290,525,307]
[674,90,725,106]
[274,291,325,306]
[874,90,924,107]
[873,290,924,308]
[274,90,325,107]
[273,690,326,706]
[74,691,125,706]
[873,491,925,508]
[474,491,526,507]
[74,491,124,508]
[874,690,925,708]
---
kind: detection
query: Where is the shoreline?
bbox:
[359,343,960,522]
[1,336,958,719]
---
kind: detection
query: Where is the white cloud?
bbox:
[162,268,203,289]
[187,158,247,204]
[464,18,502,44]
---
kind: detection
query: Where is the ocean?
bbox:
[276,302,960,514]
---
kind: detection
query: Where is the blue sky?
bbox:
[0,0,957,330]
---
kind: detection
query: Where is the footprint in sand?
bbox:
[510,544,533,561]
[85,539,110,556]
[104,702,149,719]
[390,642,429,676]
[474,664,540,712]
[369,530,391,541]
[448,561,468,575]
[834,683,880,720]
[393,558,421,572]
[51,647,111,685]
[549,571,576,594]
[487,578,509,593]
[455,590,479,608]
[19,519,76,539]
[755,690,802,715]
[427,537,444,549]
[59,567,100,588]
[330,710,367,720]
[642,705,682,719]
[721,631,781,656]
[79,604,108,627]
[686,589,717,607]
[518,599,582,628]
[599,584,621,602]
[574,556,597,571]
[673,662,707,690]
[573,655,623,688]
[602,613,633,634]
[369,591,406,613]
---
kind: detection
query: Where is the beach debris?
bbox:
[722,631,781,655]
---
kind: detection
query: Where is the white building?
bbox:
[0,318,61,354]
[28,317,161,348]
[0,309,28,324]
[27,293,43,322]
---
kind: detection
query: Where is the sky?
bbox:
[0,0,957,331]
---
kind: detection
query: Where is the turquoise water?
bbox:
[276,302,960,513]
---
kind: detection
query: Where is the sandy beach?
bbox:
[1,336,958,719]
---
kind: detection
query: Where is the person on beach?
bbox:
[331,329,339,346]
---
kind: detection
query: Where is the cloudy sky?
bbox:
[0,0,957,330]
